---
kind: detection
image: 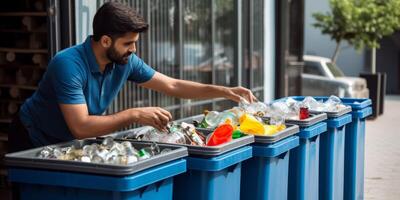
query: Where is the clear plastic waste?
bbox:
[37,138,168,165]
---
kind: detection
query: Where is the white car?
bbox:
[302,55,369,98]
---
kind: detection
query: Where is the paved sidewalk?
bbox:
[364,95,400,199]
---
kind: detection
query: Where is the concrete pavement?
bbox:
[364,95,400,199]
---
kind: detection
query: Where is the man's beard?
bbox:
[106,46,132,65]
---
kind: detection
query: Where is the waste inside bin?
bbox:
[108,126,254,157]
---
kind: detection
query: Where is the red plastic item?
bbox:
[299,107,309,120]
[206,124,233,146]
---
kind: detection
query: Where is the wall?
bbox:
[263,0,275,102]
[377,35,400,94]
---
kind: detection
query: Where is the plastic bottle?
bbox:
[204,111,220,128]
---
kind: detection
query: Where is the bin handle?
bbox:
[277,151,288,160]
[227,163,239,173]
[138,180,165,197]
[310,135,319,142]
[155,180,165,192]
[138,185,148,197]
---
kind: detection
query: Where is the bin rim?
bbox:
[252,136,300,157]
[351,107,372,119]
[185,146,252,171]
[297,122,327,139]
[5,139,188,176]
[326,114,352,128]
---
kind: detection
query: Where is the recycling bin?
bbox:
[241,126,300,200]
[173,146,253,200]
[300,96,372,200]
[5,139,188,200]
[275,96,353,200]
[286,114,328,200]
[106,123,255,200]
[319,113,352,200]
[340,98,372,200]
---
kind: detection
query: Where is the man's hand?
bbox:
[139,72,258,104]
[132,107,172,131]
[224,86,258,103]
[60,104,172,139]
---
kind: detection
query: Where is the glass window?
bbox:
[251,0,264,102]
[241,0,250,88]
[147,0,181,118]
[81,0,267,124]
[215,0,235,88]
[326,62,344,77]
[304,61,325,76]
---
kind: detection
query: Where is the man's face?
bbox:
[106,32,139,65]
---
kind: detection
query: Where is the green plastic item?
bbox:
[232,130,243,139]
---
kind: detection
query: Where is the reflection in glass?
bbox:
[90,0,267,125]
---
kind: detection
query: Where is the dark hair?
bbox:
[92,2,149,41]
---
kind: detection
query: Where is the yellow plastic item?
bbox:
[264,124,286,135]
[239,114,265,135]
[239,114,286,136]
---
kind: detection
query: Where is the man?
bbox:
[9,2,257,152]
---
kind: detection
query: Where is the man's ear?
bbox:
[100,35,112,48]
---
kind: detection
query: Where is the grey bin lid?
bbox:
[263,113,327,127]
[309,106,352,118]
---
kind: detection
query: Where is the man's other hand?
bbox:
[225,86,258,103]
[132,107,172,132]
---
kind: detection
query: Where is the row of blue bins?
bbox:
[286,96,372,200]
[6,97,371,200]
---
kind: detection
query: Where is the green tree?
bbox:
[312,0,400,72]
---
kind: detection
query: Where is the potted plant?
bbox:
[312,0,400,117]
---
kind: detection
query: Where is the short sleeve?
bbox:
[48,57,86,104]
[128,54,155,83]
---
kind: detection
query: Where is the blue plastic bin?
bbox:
[240,136,300,200]
[341,98,372,200]
[288,122,327,200]
[173,146,252,200]
[276,96,354,200]
[291,96,371,200]
[319,113,352,200]
[8,159,186,200]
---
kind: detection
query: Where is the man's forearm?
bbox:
[140,72,256,103]
[66,108,136,139]
[168,79,228,99]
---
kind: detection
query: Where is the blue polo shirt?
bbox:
[19,36,155,147]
